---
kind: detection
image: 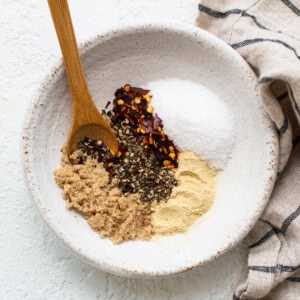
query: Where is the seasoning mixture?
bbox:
[55,84,217,243]
[76,84,179,202]
[77,120,177,203]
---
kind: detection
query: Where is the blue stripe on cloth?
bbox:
[281,0,300,16]
[249,264,300,273]
[198,4,268,29]
[231,38,300,60]
[278,115,289,134]
[286,277,300,282]
[249,206,300,248]
[258,76,273,84]
[249,228,281,248]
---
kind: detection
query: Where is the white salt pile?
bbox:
[147,78,235,169]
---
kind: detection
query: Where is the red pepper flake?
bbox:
[110,84,180,168]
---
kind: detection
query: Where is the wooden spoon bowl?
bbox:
[48,0,118,156]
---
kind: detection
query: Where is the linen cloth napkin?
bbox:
[197,1,300,299]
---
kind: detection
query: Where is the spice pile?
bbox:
[54,84,217,244]
[112,84,179,169]
[76,84,179,202]
[55,149,152,244]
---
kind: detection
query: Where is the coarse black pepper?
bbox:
[76,84,180,202]
[77,117,177,202]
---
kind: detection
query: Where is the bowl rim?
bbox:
[22,22,279,277]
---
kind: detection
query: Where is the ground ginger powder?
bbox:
[54,149,152,244]
[152,151,216,236]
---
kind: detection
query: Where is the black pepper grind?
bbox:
[76,84,180,202]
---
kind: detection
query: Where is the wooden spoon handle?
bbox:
[48,0,90,105]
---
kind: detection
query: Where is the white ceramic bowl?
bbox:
[23,23,278,277]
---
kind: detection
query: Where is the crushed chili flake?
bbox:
[110,84,179,169]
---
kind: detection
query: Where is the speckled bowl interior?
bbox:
[23,23,278,277]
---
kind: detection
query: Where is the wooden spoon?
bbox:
[48,0,118,156]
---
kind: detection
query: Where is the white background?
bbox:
[0,1,248,299]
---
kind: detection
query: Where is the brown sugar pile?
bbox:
[54,149,152,243]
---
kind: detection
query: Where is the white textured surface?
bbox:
[0,0,249,299]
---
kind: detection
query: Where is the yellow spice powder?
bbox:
[152,150,216,236]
